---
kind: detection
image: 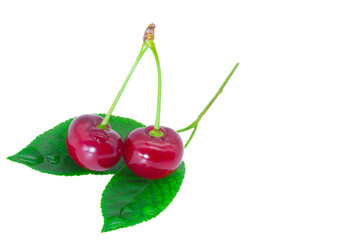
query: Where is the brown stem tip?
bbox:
[143,23,156,42]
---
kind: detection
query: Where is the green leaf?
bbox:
[101,161,185,232]
[7,114,144,176]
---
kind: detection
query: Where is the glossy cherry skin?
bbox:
[66,114,123,172]
[123,125,184,180]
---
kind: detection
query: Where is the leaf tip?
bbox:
[6,154,16,162]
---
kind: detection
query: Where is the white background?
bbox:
[0,0,360,239]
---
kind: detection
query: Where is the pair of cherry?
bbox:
[66,114,183,180]
[66,24,239,180]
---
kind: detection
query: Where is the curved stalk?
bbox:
[177,63,240,147]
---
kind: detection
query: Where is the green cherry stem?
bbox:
[97,24,157,130]
[148,43,163,137]
[97,44,148,130]
[142,25,164,138]
[177,63,240,147]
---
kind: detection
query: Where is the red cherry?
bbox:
[66,114,123,172]
[123,125,184,179]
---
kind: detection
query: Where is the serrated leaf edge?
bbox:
[100,163,186,233]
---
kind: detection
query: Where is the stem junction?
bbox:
[98,23,163,136]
